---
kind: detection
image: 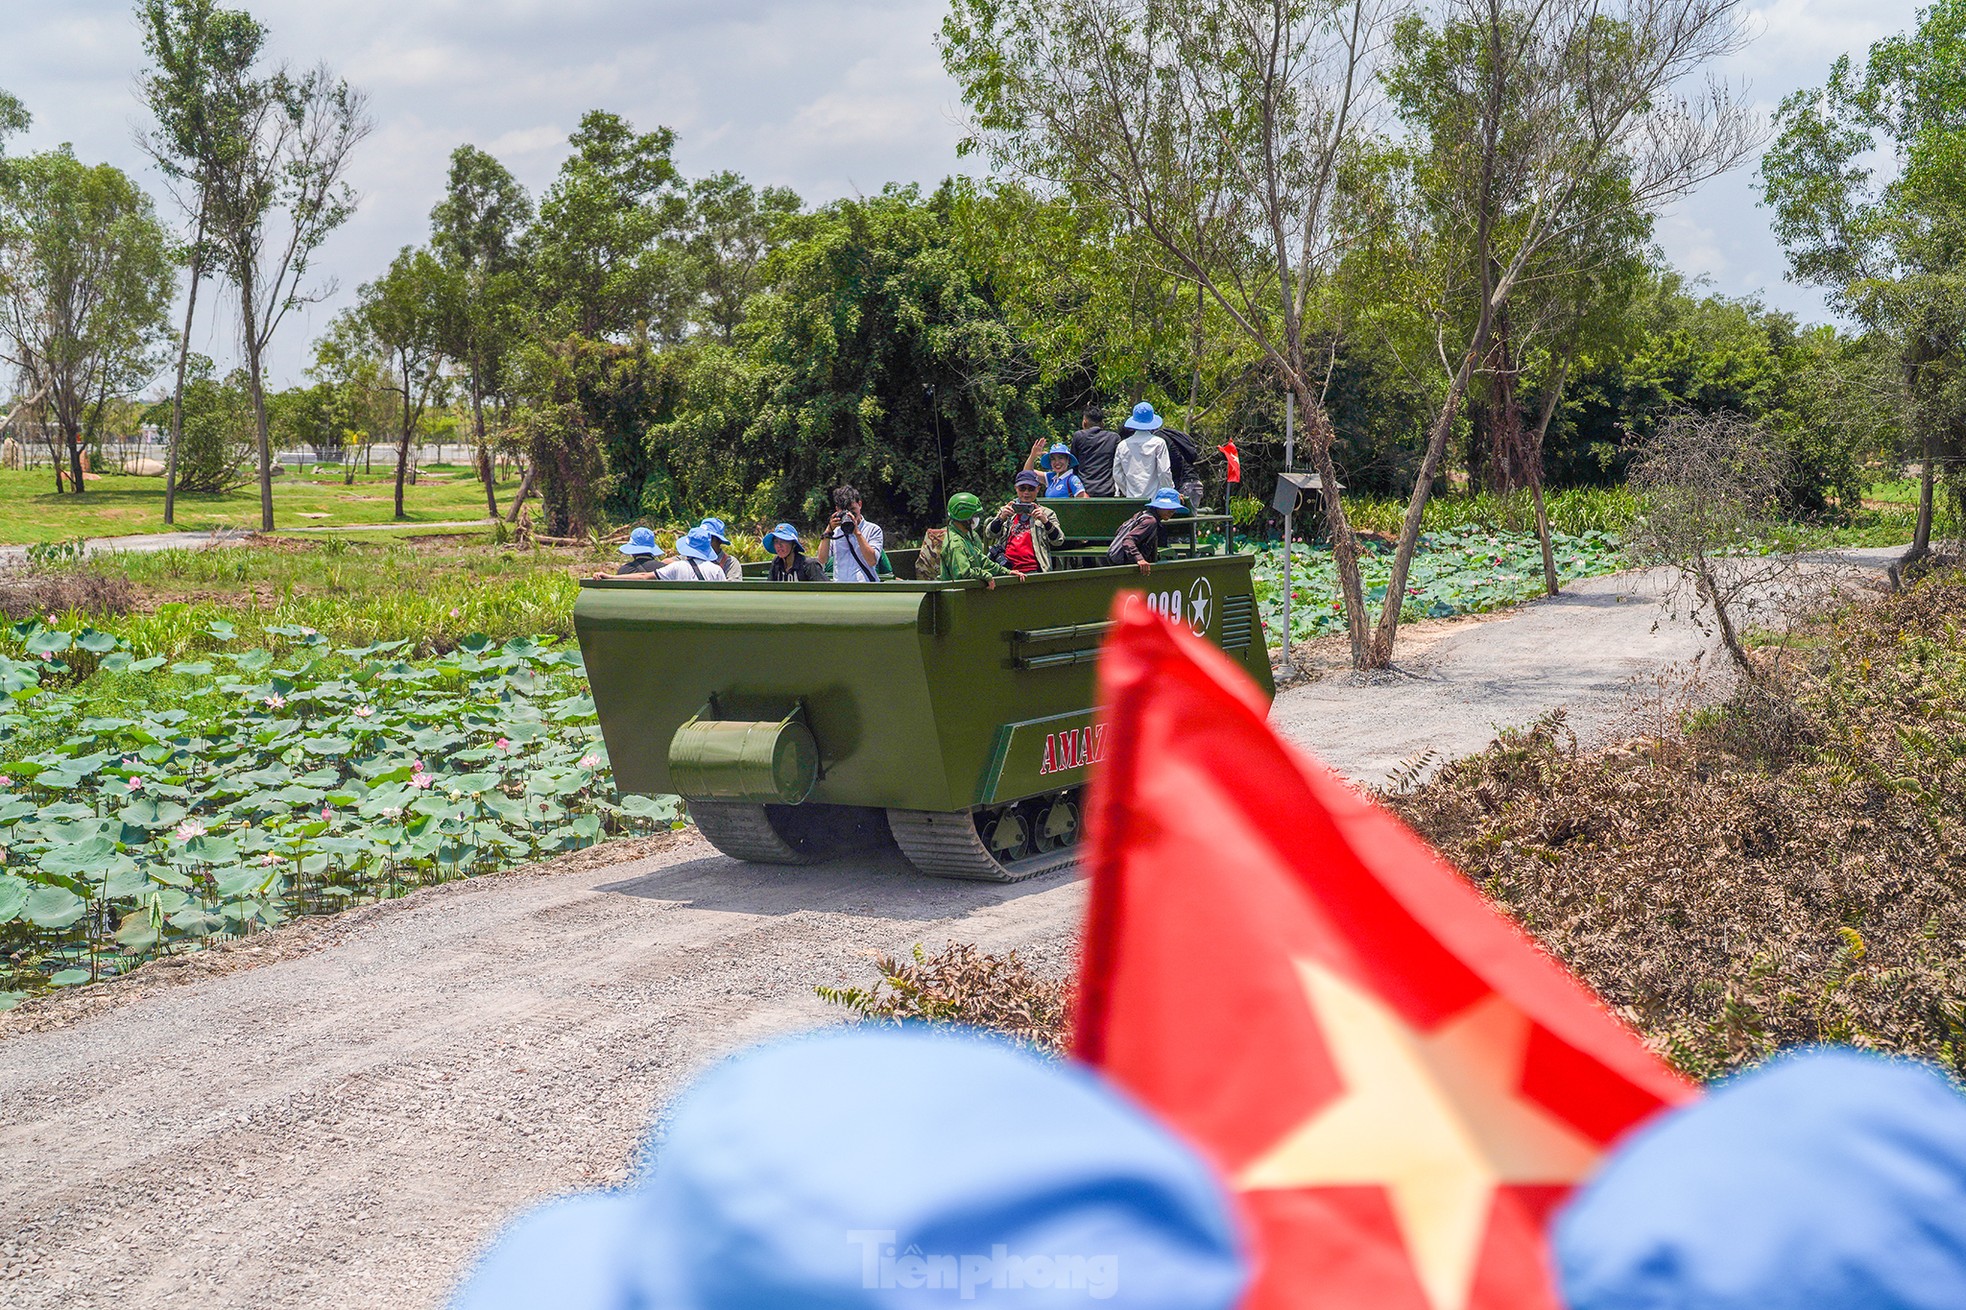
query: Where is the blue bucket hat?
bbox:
[1556,1048,1966,1310]
[698,517,730,545]
[1126,402,1164,432]
[1044,443,1078,467]
[1147,487,1185,511]
[765,522,802,547]
[618,526,663,557]
[675,528,716,563]
[453,1028,1249,1310]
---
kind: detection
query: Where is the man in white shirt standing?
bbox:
[1112,402,1175,498]
[816,484,884,582]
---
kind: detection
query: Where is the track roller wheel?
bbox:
[886,789,1084,882]
[688,801,891,865]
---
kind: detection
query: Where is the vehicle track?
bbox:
[0,549,1902,1309]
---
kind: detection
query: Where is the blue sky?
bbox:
[0,0,1922,386]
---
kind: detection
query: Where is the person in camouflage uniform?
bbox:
[939,492,1019,588]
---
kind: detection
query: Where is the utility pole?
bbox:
[1279,390,1294,673]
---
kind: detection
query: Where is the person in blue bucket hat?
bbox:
[697,518,743,580]
[1106,487,1186,576]
[452,1028,1249,1310]
[1039,444,1088,498]
[655,527,721,580]
[1112,404,1173,499]
[765,522,826,581]
[613,525,665,576]
[1555,1047,1966,1310]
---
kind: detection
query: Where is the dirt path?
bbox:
[0,548,1903,1308]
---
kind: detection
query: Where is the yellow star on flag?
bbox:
[1238,960,1601,1310]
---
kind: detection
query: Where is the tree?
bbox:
[1762,0,1966,563]
[1625,411,1798,679]
[350,247,448,519]
[945,0,1398,667]
[1370,0,1754,633]
[530,112,686,340]
[140,354,251,492]
[136,0,266,525]
[647,186,1051,532]
[0,87,27,158]
[430,144,531,515]
[0,149,176,494]
[681,171,801,342]
[206,61,370,531]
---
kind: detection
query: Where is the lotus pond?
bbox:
[1252,526,1626,643]
[0,622,679,1008]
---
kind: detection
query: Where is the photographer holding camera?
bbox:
[815,484,884,583]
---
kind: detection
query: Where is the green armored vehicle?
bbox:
[576,545,1272,882]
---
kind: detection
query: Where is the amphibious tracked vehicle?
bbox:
[575,505,1274,881]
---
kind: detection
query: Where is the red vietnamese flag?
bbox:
[1218,442,1242,483]
[1073,604,1692,1310]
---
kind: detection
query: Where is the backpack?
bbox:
[916,528,946,580]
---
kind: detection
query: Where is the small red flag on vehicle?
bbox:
[1217,442,1241,483]
[1073,604,1691,1310]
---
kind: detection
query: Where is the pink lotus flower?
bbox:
[264,694,286,709]
[321,805,333,822]
[577,754,602,770]
[0,775,11,788]
[380,805,403,819]
[256,853,281,866]
[353,705,374,719]
[38,651,53,662]
[121,756,138,768]
[408,773,433,790]
[174,820,207,842]
[495,737,511,753]
[412,758,425,774]
[126,776,145,793]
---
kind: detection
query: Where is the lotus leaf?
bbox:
[23,885,87,929]
[0,873,29,922]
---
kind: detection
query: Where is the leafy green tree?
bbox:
[206,60,371,530]
[430,144,531,515]
[0,87,27,158]
[0,149,176,494]
[140,354,251,491]
[530,112,686,340]
[136,0,266,524]
[680,171,801,343]
[950,179,1256,438]
[344,246,450,518]
[1762,0,1966,559]
[648,186,1050,532]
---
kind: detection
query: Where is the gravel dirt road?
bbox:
[0,549,1901,1308]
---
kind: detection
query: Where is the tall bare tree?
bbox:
[205,62,369,531]
[136,0,266,525]
[945,0,1399,667]
[1368,0,1757,659]
[429,144,530,516]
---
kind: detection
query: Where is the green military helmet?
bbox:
[946,492,983,521]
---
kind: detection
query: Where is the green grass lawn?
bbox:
[0,467,516,545]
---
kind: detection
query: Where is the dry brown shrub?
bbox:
[1388,572,1966,1080]
[0,568,136,620]
[817,942,1072,1054]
